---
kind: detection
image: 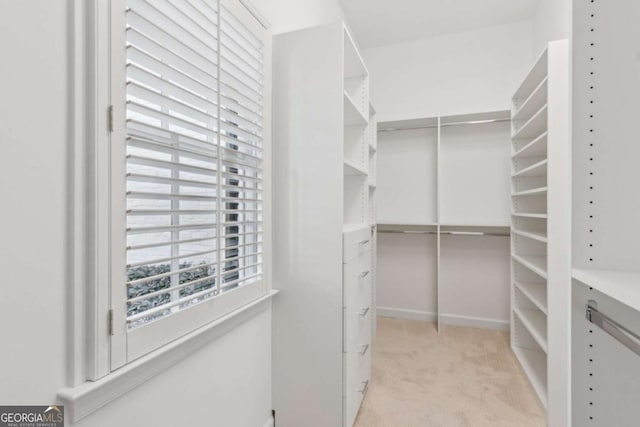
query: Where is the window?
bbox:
[110,0,269,366]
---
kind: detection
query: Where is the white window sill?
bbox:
[58,289,278,423]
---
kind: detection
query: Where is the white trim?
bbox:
[67,0,111,383]
[377,307,437,322]
[440,312,509,331]
[262,415,275,427]
[58,290,278,423]
[377,307,509,331]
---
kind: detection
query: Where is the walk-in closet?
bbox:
[2,1,640,427]
[269,1,640,426]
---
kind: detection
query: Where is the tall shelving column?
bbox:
[510,40,570,425]
[368,103,377,334]
[272,23,372,427]
[342,26,371,427]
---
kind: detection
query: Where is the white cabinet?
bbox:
[272,22,374,427]
[343,225,372,427]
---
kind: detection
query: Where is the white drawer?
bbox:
[358,341,372,389]
[344,346,370,427]
[344,300,372,353]
[344,351,360,427]
[344,342,372,427]
[343,225,372,263]
[343,254,372,310]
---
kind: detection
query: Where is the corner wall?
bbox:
[362,20,534,122]
[532,0,571,56]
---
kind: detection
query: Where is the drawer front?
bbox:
[344,299,372,353]
[343,254,372,310]
[344,344,372,427]
[344,350,360,427]
[343,226,372,263]
[359,341,372,392]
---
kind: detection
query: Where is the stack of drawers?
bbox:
[343,225,373,426]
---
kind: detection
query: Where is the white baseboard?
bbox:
[377,306,509,331]
[262,415,274,427]
[440,312,509,331]
[377,306,437,322]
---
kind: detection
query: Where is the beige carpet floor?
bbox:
[354,317,545,427]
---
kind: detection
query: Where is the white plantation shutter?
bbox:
[218,3,264,293]
[120,0,267,359]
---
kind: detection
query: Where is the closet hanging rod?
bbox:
[377,118,511,133]
[586,302,640,357]
[377,230,510,237]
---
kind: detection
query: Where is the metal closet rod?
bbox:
[377,117,511,133]
[587,302,640,357]
[377,230,510,237]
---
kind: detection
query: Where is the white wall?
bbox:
[74,309,272,427]
[251,0,344,34]
[377,234,438,317]
[532,0,571,56]
[362,20,533,122]
[0,0,344,426]
[0,0,68,403]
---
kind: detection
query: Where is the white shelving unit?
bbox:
[376,110,512,332]
[272,23,374,427]
[571,2,640,426]
[510,40,570,425]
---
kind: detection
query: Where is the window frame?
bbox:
[76,0,272,380]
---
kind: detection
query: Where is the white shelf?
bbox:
[512,346,548,408]
[377,222,438,227]
[512,105,547,140]
[377,222,438,230]
[513,228,548,243]
[513,159,548,178]
[512,132,548,160]
[344,92,368,126]
[513,187,548,197]
[513,48,548,105]
[512,254,548,279]
[440,222,511,228]
[512,212,548,219]
[572,268,640,313]
[513,78,548,123]
[344,159,367,176]
[515,281,548,314]
[343,223,370,233]
[514,307,548,353]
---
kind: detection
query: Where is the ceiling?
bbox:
[340,0,540,49]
